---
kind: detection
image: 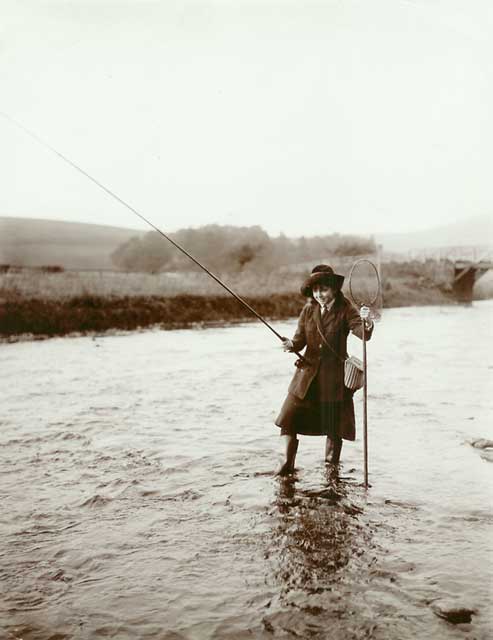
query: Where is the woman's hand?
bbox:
[281,337,294,352]
[359,306,373,329]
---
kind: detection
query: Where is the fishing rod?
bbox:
[0,110,305,362]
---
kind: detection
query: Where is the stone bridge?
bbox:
[384,245,493,303]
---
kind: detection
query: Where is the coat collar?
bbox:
[311,294,345,333]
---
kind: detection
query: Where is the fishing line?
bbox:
[0,110,305,360]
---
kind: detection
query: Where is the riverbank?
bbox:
[0,287,464,341]
[0,294,303,340]
[1,264,491,339]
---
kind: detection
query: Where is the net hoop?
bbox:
[348,258,381,307]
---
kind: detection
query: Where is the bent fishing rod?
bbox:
[0,110,305,362]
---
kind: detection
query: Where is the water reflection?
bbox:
[270,467,365,598]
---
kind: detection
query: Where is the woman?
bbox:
[276,264,374,476]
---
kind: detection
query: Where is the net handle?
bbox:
[348,258,381,308]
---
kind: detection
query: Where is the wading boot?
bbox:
[325,436,343,465]
[276,436,299,476]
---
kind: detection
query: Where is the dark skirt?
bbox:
[275,377,356,440]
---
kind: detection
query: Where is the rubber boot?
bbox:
[276,436,299,476]
[325,436,343,464]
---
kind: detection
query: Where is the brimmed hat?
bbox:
[301,264,345,297]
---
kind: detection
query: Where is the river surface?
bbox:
[1,302,492,639]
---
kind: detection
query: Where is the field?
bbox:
[0,268,305,300]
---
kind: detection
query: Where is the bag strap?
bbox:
[315,314,346,364]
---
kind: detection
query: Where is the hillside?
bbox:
[0,217,144,269]
[0,217,377,272]
[376,214,493,254]
[1,214,491,271]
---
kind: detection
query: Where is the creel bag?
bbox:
[344,355,364,391]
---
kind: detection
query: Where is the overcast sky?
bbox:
[1,0,492,238]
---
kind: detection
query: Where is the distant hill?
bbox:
[376,214,493,254]
[0,217,144,269]
[1,214,491,271]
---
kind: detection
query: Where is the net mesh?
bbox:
[347,258,382,321]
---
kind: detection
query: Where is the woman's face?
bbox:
[312,284,335,307]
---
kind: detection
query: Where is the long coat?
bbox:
[288,294,373,402]
[275,293,374,440]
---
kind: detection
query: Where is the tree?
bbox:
[110,225,377,273]
[333,236,376,256]
[111,233,173,272]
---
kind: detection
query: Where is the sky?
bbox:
[1,0,492,238]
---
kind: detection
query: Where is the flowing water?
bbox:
[1,301,492,639]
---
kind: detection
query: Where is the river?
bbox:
[1,301,492,639]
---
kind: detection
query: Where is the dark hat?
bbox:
[301,264,345,297]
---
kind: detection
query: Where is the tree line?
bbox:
[111,224,376,273]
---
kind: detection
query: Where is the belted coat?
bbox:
[287,294,373,402]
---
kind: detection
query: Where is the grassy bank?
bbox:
[0,294,304,339]
[1,265,491,339]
